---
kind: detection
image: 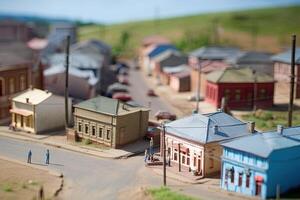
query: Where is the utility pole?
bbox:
[65,35,71,129]
[195,61,201,113]
[178,143,181,172]
[252,70,257,112]
[288,34,296,127]
[162,123,166,186]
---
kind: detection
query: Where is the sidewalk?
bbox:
[0,126,148,159]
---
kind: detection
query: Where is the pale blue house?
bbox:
[221,125,300,199]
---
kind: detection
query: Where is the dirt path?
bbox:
[0,158,62,200]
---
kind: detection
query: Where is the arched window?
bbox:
[20,75,26,91]
[0,77,4,96]
[9,78,15,94]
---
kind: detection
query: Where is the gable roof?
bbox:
[165,111,249,144]
[227,51,273,65]
[271,48,300,64]
[152,50,182,62]
[13,88,52,105]
[190,46,241,60]
[71,39,111,55]
[148,44,177,58]
[74,96,148,116]
[221,126,300,158]
[206,67,274,83]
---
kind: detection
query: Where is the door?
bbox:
[21,116,24,127]
[255,181,262,196]
[197,157,201,175]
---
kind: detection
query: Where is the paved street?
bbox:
[0,135,163,200]
[128,68,173,118]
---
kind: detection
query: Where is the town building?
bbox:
[162,111,252,178]
[221,125,300,199]
[205,68,274,110]
[161,64,190,85]
[189,61,231,98]
[226,51,273,76]
[73,96,149,148]
[10,88,71,134]
[169,71,191,92]
[272,48,300,98]
[0,20,33,42]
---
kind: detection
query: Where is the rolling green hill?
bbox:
[79,6,300,57]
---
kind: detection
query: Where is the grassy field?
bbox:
[147,187,197,200]
[78,6,300,57]
[241,109,300,131]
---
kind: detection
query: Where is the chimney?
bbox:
[26,98,29,103]
[277,125,284,135]
[214,125,218,134]
[248,121,255,133]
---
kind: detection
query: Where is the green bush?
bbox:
[2,184,13,192]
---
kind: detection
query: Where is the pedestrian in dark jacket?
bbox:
[45,149,50,165]
[27,150,32,163]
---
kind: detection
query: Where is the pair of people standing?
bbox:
[27,149,50,165]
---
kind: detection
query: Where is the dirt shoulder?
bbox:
[0,158,62,200]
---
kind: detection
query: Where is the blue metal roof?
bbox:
[221,126,300,158]
[148,44,177,58]
[271,48,300,64]
[165,111,249,144]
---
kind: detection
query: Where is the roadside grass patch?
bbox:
[2,184,13,192]
[241,109,300,131]
[147,187,197,200]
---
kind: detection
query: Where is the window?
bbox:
[91,125,96,136]
[20,75,26,91]
[246,175,250,188]
[9,78,15,94]
[230,168,235,183]
[106,129,111,140]
[0,77,4,96]
[174,152,177,161]
[182,155,185,164]
[224,89,230,100]
[238,173,243,186]
[85,124,89,134]
[98,127,103,138]
[259,89,266,100]
[187,157,190,165]
[235,89,241,101]
[78,122,82,132]
[209,158,214,169]
[193,156,196,167]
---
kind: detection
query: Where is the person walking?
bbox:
[27,150,32,163]
[45,149,50,165]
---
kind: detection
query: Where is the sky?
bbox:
[0,0,300,24]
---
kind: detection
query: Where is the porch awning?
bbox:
[10,108,33,117]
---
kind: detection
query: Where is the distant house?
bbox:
[226,51,273,76]
[190,61,231,98]
[73,96,149,148]
[169,71,191,92]
[189,46,241,63]
[150,50,188,81]
[44,52,103,100]
[221,125,300,199]
[162,111,252,178]
[10,88,71,134]
[0,20,33,42]
[161,64,189,85]
[272,48,300,98]
[142,44,178,76]
[205,68,274,110]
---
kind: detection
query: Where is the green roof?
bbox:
[74,96,147,115]
[206,67,274,83]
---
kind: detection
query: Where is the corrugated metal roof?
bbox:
[163,64,190,74]
[189,46,241,60]
[222,126,300,158]
[148,44,177,58]
[206,67,274,83]
[152,50,182,62]
[13,88,52,105]
[271,48,300,64]
[165,111,249,144]
[227,51,273,64]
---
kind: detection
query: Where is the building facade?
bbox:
[73,96,149,148]
[205,68,274,109]
[162,111,252,178]
[10,88,71,134]
[221,126,300,199]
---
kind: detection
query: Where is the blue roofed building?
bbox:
[272,48,300,98]
[162,111,253,178]
[221,125,300,199]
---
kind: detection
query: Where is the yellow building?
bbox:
[73,96,149,148]
[10,88,71,134]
